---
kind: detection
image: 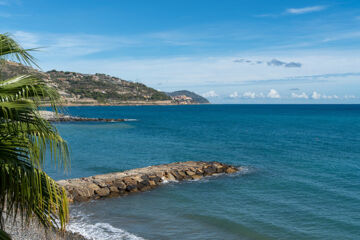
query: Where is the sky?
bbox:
[1,0,360,103]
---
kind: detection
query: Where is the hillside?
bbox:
[0,61,209,105]
[166,90,210,104]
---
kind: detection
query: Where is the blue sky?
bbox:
[1,0,360,103]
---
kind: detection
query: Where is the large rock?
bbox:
[95,187,110,197]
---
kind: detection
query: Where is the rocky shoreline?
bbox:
[39,110,126,122]
[57,161,239,203]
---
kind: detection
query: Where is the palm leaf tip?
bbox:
[0,33,39,68]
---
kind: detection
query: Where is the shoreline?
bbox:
[39,110,128,122]
[4,217,89,240]
[42,102,210,107]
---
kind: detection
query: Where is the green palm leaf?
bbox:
[0,33,70,239]
[0,33,39,68]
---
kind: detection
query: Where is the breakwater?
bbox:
[57,161,239,203]
[39,110,125,122]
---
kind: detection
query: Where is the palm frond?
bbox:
[0,33,70,239]
[0,157,69,231]
[0,33,39,68]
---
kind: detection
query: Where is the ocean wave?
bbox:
[237,166,256,175]
[68,210,146,240]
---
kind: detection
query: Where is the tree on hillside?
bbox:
[0,33,70,239]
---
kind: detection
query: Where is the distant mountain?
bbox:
[0,61,207,105]
[166,90,210,104]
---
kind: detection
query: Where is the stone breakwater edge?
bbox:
[57,161,240,203]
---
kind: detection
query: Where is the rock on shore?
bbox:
[57,161,239,203]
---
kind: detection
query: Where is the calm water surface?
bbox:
[46,105,360,240]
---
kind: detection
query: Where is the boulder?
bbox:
[95,187,110,197]
[203,166,216,175]
[164,172,177,181]
[225,167,238,174]
[109,186,119,193]
[93,180,107,188]
[191,175,202,180]
[148,180,157,186]
[73,187,94,202]
[114,179,127,190]
[171,170,184,180]
[137,180,150,190]
[185,170,196,176]
[87,183,101,192]
[126,184,138,192]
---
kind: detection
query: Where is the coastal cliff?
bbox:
[57,161,239,203]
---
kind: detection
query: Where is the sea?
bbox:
[45,104,360,240]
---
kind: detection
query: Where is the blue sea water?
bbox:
[46,105,360,240]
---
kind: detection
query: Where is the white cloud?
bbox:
[267,89,281,98]
[311,92,340,100]
[10,31,140,57]
[323,31,360,43]
[229,91,239,98]
[311,91,321,99]
[13,31,40,48]
[230,91,265,99]
[286,6,327,15]
[202,90,218,98]
[322,94,339,99]
[344,95,357,99]
[291,92,309,99]
[243,91,256,99]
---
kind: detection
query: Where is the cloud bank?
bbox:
[267,89,281,98]
[234,58,302,68]
[202,90,218,98]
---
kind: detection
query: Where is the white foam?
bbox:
[67,210,146,240]
[161,177,179,184]
[236,166,255,175]
[124,119,138,122]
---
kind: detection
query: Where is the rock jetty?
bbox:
[57,161,239,203]
[39,110,125,122]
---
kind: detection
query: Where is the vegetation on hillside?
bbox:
[1,62,209,105]
[0,62,172,104]
[47,70,171,103]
